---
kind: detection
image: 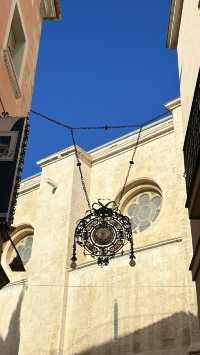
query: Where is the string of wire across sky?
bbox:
[30,109,170,132]
[28,108,171,210]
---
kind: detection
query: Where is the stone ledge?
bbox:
[18,173,41,196]
[2,278,27,290]
[91,116,174,164]
[68,237,183,271]
[37,145,92,168]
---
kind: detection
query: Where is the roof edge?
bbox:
[90,115,173,163]
[37,145,91,168]
[164,97,181,111]
[42,0,62,20]
[54,0,61,19]
[166,0,184,49]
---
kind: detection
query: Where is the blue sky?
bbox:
[24,0,179,178]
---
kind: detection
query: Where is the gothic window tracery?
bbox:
[126,191,162,233]
[9,235,33,267]
[121,178,162,234]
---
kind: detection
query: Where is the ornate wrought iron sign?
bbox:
[71,200,136,268]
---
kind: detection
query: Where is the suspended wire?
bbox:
[71,123,142,210]
[139,111,170,127]
[30,109,169,209]
[70,128,92,211]
[29,108,170,209]
[118,126,142,206]
[74,111,169,130]
[30,109,73,130]
[30,109,169,131]
[73,124,141,130]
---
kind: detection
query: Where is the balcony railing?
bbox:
[184,69,200,206]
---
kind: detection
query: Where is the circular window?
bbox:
[126,191,162,233]
[10,235,33,267]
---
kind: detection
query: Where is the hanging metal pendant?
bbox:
[71,200,136,268]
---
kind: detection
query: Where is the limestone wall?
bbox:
[65,241,192,355]
[177,1,200,131]
[62,103,199,355]
[0,101,199,355]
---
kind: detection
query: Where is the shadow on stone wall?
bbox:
[0,288,24,355]
[0,299,199,355]
[70,311,199,355]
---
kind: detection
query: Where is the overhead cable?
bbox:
[30,109,169,132]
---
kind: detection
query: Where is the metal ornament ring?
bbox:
[71,200,136,268]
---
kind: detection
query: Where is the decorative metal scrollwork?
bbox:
[71,200,136,268]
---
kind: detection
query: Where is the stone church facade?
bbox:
[0,98,200,355]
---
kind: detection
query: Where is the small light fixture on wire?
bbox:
[71,200,136,268]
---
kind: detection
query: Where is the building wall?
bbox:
[64,102,200,355]
[176,1,200,131]
[65,242,193,355]
[0,0,60,116]
[0,0,60,283]
[0,101,199,355]
[167,0,200,329]
[0,0,43,116]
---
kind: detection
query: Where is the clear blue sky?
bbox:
[24,0,179,178]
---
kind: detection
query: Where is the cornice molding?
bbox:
[68,237,183,271]
[19,116,175,190]
[166,0,184,49]
[1,278,27,290]
[164,97,181,111]
[54,0,61,18]
[41,0,61,20]
[37,146,92,168]
[18,174,41,196]
[91,117,174,164]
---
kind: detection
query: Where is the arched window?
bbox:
[118,178,162,234]
[3,224,34,274]
[9,234,33,268]
[126,191,162,233]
